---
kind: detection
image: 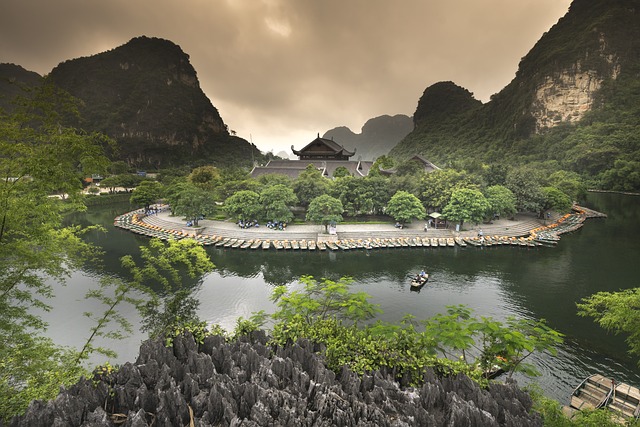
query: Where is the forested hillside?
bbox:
[1,37,263,170]
[391,0,640,191]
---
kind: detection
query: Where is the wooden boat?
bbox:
[317,241,326,251]
[232,239,244,248]
[215,237,230,247]
[446,238,455,247]
[422,237,430,247]
[224,238,237,248]
[300,240,308,250]
[240,240,252,249]
[565,374,640,422]
[438,238,447,247]
[399,238,409,247]
[291,240,300,250]
[308,240,317,250]
[325,241,339,251]
[273,240,283,250]
[283,240,292,250]
[336,241,350,250]
[250,240,262,249]
[430,238,439,247]
[262,240,271,250]
[410,273,429,289]
[454,237,467,247]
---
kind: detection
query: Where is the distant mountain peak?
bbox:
[323,114,413,161]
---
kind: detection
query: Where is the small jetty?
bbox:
[113,204,607,252]
[564,374,640,423]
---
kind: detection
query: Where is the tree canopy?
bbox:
[385,191,425,224]
[442,188,491,228]
[306,194,344,232]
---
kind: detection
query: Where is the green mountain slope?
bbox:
[0,63,42,112]
[390,0,640,190]
[47,36,262,169]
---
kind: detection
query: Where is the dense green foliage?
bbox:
[577,287,640,366]
[385,191,425,224]
[267,276,563,387]
[442,188,490,228]
[0,83,110,421]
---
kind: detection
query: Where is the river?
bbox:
[41,192,640,403]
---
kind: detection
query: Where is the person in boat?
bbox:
[414,270,428,284]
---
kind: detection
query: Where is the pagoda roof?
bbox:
[291,135,356,158]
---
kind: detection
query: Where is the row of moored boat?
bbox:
[114,207,597,250]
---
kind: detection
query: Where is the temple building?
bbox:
[251,134,373,179]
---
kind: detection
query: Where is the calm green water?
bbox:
[43,192,640,402]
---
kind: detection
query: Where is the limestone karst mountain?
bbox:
[390,0,640,187]
[1,36,262,169]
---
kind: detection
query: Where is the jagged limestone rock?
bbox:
[11,332,542,426]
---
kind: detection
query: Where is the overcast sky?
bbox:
[1,0,571,155]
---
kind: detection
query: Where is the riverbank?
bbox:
[114,205,605,250]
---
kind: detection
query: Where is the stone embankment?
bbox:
[114,205,605,251]
[12,332,542,426]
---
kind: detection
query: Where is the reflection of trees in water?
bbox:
[208,248,490,287]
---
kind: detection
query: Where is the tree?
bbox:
[363,176,392,215]
[598,160,640,192]
[223,190,261,222]
[188,165,220,191]
[547,170,587,202]
[130,180,163,210]
[385,191,425,225]
[442,188,490,228]
[577,288,640,365]
[332,166,351,178]
[163,179,191,215]
[0,81,110,420]
[293,164,329,207]
[260,184,298,223]
[540,186,572,216]
[306,194,344,233]
[505,167,544,213]
[420,169,478,211]
[133,239,215,340]
[330,176,373,217]
[257,173,292,188]
[171,186,216,226]
[484,185,517,219]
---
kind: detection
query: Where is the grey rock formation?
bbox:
[11,331,541,426]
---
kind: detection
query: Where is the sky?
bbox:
[1,0,572,156]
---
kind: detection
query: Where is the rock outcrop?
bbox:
[12,332,541,426]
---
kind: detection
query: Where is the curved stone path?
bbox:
[114,204,605,250]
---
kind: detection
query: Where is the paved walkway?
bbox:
[138,207,561,242]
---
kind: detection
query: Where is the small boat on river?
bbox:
[410,272,429,289]
[564,374,640,423]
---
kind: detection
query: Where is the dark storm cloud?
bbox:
[1,0,571,153]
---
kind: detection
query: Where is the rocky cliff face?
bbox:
[11,332,542,426]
